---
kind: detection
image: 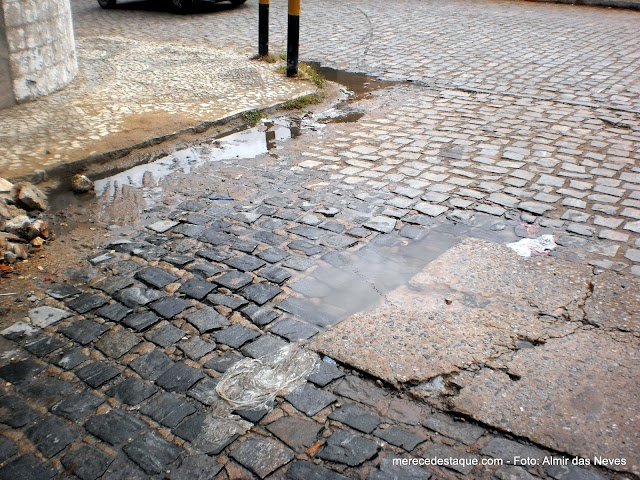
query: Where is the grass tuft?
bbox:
[280,93,325,110]
[242,109,263,127]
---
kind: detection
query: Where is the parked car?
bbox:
[97,0,247,14]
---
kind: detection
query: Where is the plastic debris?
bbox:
[216,344,319,410]
[339,87,355,96]
[506,234,556,257]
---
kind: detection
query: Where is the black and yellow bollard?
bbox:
[258,0,269,57]
[286,0,300,77]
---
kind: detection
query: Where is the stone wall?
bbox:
[0,0,77,108]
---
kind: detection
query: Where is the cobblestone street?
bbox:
[1,0,639,479]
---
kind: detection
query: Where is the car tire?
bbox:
[97,0,117,9]
[230,0,247,5]
[170,0,193,14]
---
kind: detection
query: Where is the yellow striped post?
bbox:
[258,0,269,57]
[287,0,300,77]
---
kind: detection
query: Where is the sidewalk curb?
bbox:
[527,0,640,10]
[8,91,319,187]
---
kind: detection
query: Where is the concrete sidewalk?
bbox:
[0,36,315,181]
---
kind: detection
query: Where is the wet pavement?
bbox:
[1,0,640,479]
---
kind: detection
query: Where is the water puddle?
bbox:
[309,65,399,98]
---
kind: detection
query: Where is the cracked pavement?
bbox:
[1,0,639,479]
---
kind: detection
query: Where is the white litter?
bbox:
[506,234,557,257]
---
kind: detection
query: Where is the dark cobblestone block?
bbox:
[368,454,432,480]
[85,409,146,445]
[174,223,205,238]
[25,416,77,458]
[240,282,282,305]
[285,460,349,480]
[129,351,174,380]
[320,221,345,233]
[61,444,113,480]
[253,231,287,247]
[52,391,105,421]
[241,335,288,359]
[76,361,120,388]
[333,375,388,407]
[178,278,216,300]
[269,317,319,342]
[229,437,294,479]
[234,401,274,423]
[422,413,485,445]
[374,426,427,451]
[0,395,39,427]
[99,457,147,480]
[139,392,197,428]
[224,254,266,272]
[123,431,182,475]
[187,378,220,406]
[46,284,81,299]
[150,297,192,318]
[163,254,194,267]
[178,337,215,360]
[122,311,160,332]
[177,200,206,212]
[196,247,231,262]
[188,262,224,279]
[144,324,186,347]
[242,304,279,326]
[204,351,244,373]
[480,437,545,463]
[494,466,538,480]
[231,239,259,254]
[0,437,17,463]
[115,286,165,308]
[132,245,169,261]
[329,403,382,434]
[66,293,108,314]
[199,230,233,246]
[282,255,315,271]
[289,225,324,240]
[308,359,345,387]
[206,293,248,310]
[17,377,74,406]
[95,302,132,322]
[547,464,607,480]
[213,270,253,290]
[288,240,324,256]
[285,383,337,416]
[318,430,378,467]
[168,454,223,480]
[106,377,158,405]
[0,358,45,384]
[321,234,359,249]
[185,306,230,333]
[267,416,323,450]
[172,413,204,442]
[257,247,289,263]
[215,324,260,348]
[96,329,140,358]
[0,454,57,480]
[24,335,65,357]
[348,226,373,237]
[155,363,205,393]
[59,319,109,345]
[93,276,135,296]
[109,260,142,276]
[424,444,478,475]
[276,297,335,328]
[258,265,291,284]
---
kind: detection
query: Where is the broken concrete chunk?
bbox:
[12,183,48,211]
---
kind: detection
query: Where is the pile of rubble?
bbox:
[0,177,50,265]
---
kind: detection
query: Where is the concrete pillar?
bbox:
[0,0,77,109]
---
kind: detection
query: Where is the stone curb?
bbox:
[527,0,640,10]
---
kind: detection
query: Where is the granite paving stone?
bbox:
[178,337,216,360]
[95,329,140,358]
[229,437,294,479]
[364,216,397,233]
[494,466,539,480]
[214,324,260,348]
[66,293,108,314]
[46,284,82,300]
[282,255,315,271]
[188,262,225,278]
[480,437,546,463]
[16,377,74,405]
[25,416,78,458]
[85,409,146,445]
[240,282,282,305]
[284,383,338,416]
[187,378,221,406]
[289,225,325,240]
[224,254,266,272]
[269,317,320,342]
[318,430,379,467]
[27,306,72,328]
[241,304,280,326]
[178,277,216,299]
[147,220,179,233]
[94,302,132,322]
[150,297,192,318]
[122,311,160,332]
[373,425,427,451]
[0,395,39,427]
[52,391,105,421]
[235,401,275,423]
[59,320,109,345]
[0,358,45,384]
[266,416,324,450]
[76,361,120,388]
[0,454,57,480]
[414,202,449,217]
[329,403,383,434]
[333,375,388,407]
[155,362,205,393]
[258,265,292,284]
[114,286,165,308]
[368,455,432,480]
[213,270,253,290]
[24,335,66,357]
[308,360,345,387]
[257,247,290,263]
[196,247,232,262]
[106,377,158,405]
[240,335,288,359]
[61,444,114,480]
[422,413,486,445]
[0,438,16,464]
[204,351,245,373]
[167,455,223,480]
[163,254,195,266]
[139,392,197,428]
[423,444,479,475]
[185,306,230,332]
[285,460,349,480]
[172,413,204,442]
[288,240,324,256]
[144,324,186,347]
[109,260,142,276]
[276,297,337,328]
[123,432,182,475]
[546,464,608,480]
[52,348,89,370]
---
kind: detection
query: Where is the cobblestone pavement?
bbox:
[1,0,639,479]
